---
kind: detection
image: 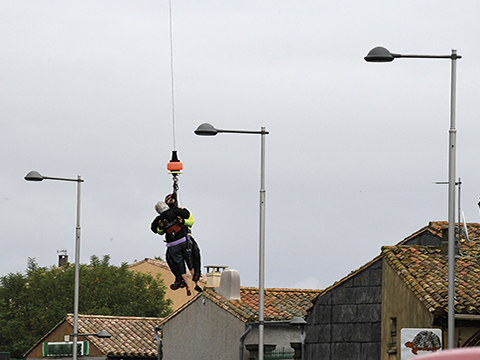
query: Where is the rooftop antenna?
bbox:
[458,178,462,243]
[454,179,471,245]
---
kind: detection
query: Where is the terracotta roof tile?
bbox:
[383,222,480,316]
[65,314,163,357]
[201,287,322,322]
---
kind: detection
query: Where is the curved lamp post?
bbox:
[194,123,269,360]
[365,46,461,349]
[25,170,84,360]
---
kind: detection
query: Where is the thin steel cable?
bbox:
[168,0,177,151]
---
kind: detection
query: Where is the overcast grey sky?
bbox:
[2,0,480,290]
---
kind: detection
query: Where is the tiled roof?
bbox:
[66,314,164,357]
[320,221,472,296]
[163,287,322,323]
[383,222,480,316]
[234,287,323,321]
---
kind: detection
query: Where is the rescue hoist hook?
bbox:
[167,150,183,194]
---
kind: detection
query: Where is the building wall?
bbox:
[403,233,442,247]
[381,257,436,360]
[161,296,246,360]
[244,324,304,359]
[306,260,382,360]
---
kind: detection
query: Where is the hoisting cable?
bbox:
[166,0,183,195]
[168,0,177,152]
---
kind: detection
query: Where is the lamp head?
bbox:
[194,123,218,136]
[289,316,307,327]
[95,330,111,338]
[365,46,398,62]
[25,171,44,182]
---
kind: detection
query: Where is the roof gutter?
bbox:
[154,326,163,360]
[246,320,293,326]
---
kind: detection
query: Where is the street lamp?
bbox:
[194,123,269,360]
[25,170,84,360]
[289,317,307,360]
[70,330,112,338]
[365,46,461,349]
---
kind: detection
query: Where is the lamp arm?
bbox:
[398,54,461,60]
[43,176,84,182]
[217,129,269,135]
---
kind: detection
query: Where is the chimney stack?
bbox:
[216,269,241,300]
[204,265,228,287]
[57,249,68,267]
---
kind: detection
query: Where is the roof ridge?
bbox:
[128,257,170,269]
[66,313,163,321]
[240,286,322,292]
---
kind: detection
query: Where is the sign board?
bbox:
[42,341,89,357]
[401,328,442,359]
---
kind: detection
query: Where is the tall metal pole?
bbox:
[258,126,266,360]
[193,123,269,358]
[24,171,84,359]
[447,49,458,349]
[72,175,82,360]
[365,47,461,349]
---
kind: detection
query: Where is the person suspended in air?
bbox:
[164,193,203,293]
[150,199,192,295]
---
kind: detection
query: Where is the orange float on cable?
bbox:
[167,161,183,172]
[167,150,183,174]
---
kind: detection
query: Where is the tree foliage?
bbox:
[0,255,172,358]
